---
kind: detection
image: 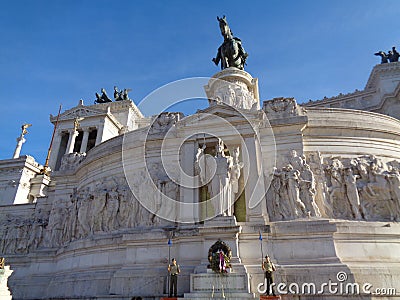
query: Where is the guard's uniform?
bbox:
[169,264,180,297]
[263,260,276,296]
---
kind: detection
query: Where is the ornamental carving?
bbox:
[262,97,305,119]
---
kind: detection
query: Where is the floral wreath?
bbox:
[207,240,232,273]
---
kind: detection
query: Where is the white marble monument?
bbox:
[0,64,400,300]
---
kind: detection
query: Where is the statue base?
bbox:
[183,273,255,299]
[204,67,260,110]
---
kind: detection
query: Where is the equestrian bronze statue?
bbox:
[212,16,248,70]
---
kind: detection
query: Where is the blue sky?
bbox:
[0,0,399,164]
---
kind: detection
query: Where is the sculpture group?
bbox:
[267,150,400,222]
[375,46,399,64]
[195,139,243,216]
[0,176,168,254]
[95,86,131,104]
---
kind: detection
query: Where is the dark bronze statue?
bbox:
[375,51,389,64]
[375,46,399,64]
[389,47,400,62]
[212,16,248,70]
[113,86,131,101]
[95,88,112,104]
[122,89,131,100]
[114,86,121,101]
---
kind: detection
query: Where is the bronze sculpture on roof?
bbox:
[212,16,248,70]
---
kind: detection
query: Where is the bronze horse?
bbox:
[213,16,248,70]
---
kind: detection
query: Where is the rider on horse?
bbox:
[212,16,248,70]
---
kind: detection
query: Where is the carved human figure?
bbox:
[385,169,400,221]
[0,224,6,254]
[77,190,91,238]
[47,201,68,247]
[28,218,45,251]
[69,190,79,240]
[224,85,235,106]
[284,164,307,217]
[3,220,17,253]
[363,157,390,203]
[288,150,305,171]
[343,168,363,220]
[131,170,155,226]
[271,168,292,219]
[327,163,343,199]
[208,139,233,216]
[307,152,332,217]
[104,188,120,231]
[90,185,107,233]
[230,146,243,194]
[325,159,355,218]
[118,185,137,228]
[14,221,27,254]
[62,199,75,243]
[300,164,321,217]
[195,144,207,184]
[164,181,179,221]
[148,163,166,224]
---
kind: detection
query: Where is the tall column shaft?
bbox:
[12,135,26,159]
[179,141,197,223]
[95,124,104,146]
[66,130,79,154]
[242,135,268,222]
[79,129,90,153]
[48,132,62,170]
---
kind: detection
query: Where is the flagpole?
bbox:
[168,238,172,296]
[259,231,263,263]
[42,104,62,175]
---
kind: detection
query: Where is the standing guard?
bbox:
[168,258,180,297]
[262,255,276,296]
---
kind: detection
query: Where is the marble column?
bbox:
[179,140,198,223]
[48,131,63,171]
[12,135,26,159]
[242,134,268,223]
[95,123,104,146]
[79,128,90,153]
[66,130,79,154]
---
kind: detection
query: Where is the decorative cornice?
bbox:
[50,100,144,122]
[304,62,400,108]
[365,61,400,90]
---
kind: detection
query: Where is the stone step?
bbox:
[183,292,255,299]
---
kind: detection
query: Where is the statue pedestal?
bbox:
[188,219,254,299]
[204,68,260,110]
[183,273,255,299]
[203,215,237,227]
